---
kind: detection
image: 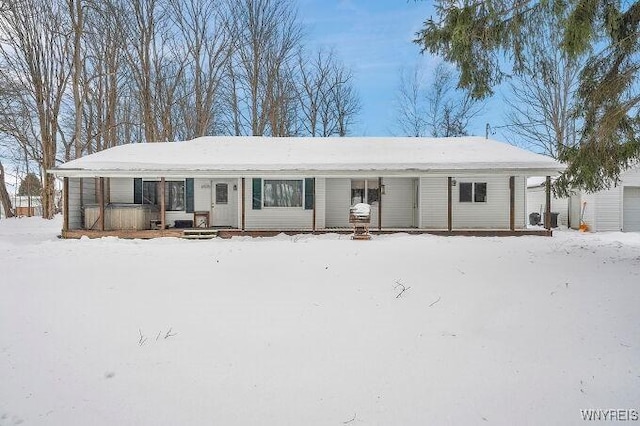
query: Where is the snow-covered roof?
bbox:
[52,136,565,178]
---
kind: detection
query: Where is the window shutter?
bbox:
[185,178,194,213]
[252,178,262,209]
[304,178,314,210]
[134,178,142,204]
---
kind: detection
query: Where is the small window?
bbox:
[143,181,158,205]
[474,182,487,203]
[459,182,487,203]
[351,179,379,205]
[459,182,472,202]
[216,183,228,204]
[351,180,365,205]
[166,181,185,211]
[367,180,380,204]
[264,180,303,207]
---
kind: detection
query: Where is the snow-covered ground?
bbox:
[1,217,639,425]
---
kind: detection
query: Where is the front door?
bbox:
[211,179,234,227]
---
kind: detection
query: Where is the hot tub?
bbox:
[84,204,159,230]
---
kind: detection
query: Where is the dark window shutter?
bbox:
[185,178,194,213]
[304,178,314,210]
[252,178,262,209]
[134,178,142,204]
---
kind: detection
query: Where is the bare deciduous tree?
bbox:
[226,0,302,136]
[0,0,72,218]
[298,48,360,137]
[0,160,14,218]
[170,0,232,139]
[330,63,360,137]
[503,12,583,159]
[426,64,483,137]
[394,65,427,137]
[394,63,483,137]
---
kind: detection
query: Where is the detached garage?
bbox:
[575,167,640,232]
[623,186,640,232]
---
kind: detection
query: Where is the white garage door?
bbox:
[623,187,640,232]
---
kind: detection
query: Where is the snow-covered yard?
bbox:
[1,217,639,425]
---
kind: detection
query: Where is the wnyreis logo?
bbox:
[580,409,639,421]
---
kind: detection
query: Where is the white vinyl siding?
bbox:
[622,187,640,232]
[381,178,416,228]
[526,186,569,226]
[67,178,96,230]
[315,178,326,229]
[109,178,133,203]
[420,177,448,229]
[194,178,211,212]
[595,188,621,232]
[244,177,314,230]
[514,176,526,229]
[580,193,597,231]
[83,178,97,204]
[452,176,518,229]
[325,178,351,228]
[569,194,582,230]
[573,168,640,232]
[68,178,82,230]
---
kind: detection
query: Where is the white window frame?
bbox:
[141,179,186,211]
[262,179,304,208]
[351,179,379,206]
[459,182,487,203]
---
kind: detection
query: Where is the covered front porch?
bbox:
[59,174,556,239]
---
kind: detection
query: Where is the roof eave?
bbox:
[49,165,565,178]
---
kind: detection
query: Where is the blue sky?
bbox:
[297,0,506,139]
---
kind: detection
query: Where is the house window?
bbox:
[263,180,303,207]
[474,182,487,203]
[142,180,185,211]
[351,179,379,205]
[459,182,487,203]
[143,181,159,205]
[215,183,228,204]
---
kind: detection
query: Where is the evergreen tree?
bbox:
[415,0,640,194]
[18,173,42,196]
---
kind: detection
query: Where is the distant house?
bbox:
[50,136,564,238]
[13,195,43,217]
[0,195,43,218]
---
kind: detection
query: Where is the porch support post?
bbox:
[160,177,166,230]
[378,177,382,231]
[509,176,515,231]
[447,177,453,232]
[241,177,245,231]
[63,177,69,232]
[544,175,551,230]
[98,177,105,231]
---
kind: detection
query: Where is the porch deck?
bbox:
[60,228,552,239]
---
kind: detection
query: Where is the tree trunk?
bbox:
[0,161,15,218]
